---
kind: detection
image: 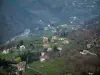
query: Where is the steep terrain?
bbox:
[0,0,100,44]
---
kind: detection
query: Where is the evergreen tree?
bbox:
[53,45,59,52]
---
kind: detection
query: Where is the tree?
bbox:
[53,45,59,58]
[19,40,24,46]
[0,58,17,75]
[53,45,59,52]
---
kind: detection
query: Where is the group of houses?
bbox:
[0,35,70,63]
[40,36,69,62]
[1,43,26,55]
[43,36,69,44]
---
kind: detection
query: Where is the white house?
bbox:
[51,36,58,42]
[62,40,69,44]
[2,49,9,54]
[19,45,26,51]
[43,36,48,43]
[57,47,62,51]
[87,44,92,49]
[40,52,46,62]
[40,52,49,62]
[47,48,52,52]
[58,38,65,41]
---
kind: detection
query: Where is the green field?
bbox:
[28,58,67,75]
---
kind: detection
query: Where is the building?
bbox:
[58,38,65,41]
[57,47,62,51]
[43,37,48,43]
[47,48,52,52]
[51,36,58,42]
[40,52,49,62]
[19,45,26,51]
[87,44,92,49]
[2,49,9,54]
[62,40,69,44]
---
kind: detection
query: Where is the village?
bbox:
[0,34,70,75]
[1,0,100,74]
[0,23,100,75]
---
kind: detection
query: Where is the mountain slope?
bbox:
[0,0,100,44]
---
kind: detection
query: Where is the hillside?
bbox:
[0,0,100,44]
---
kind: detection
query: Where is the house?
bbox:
[80,50,89,55]
[19,45,26,51]
[43,37,48,43]
[2,49,9,54]
[52,36,57,40]
[87,44,92,49]
[17,61,26,72]
[57,46,63,56]
[47,48,52,52]
[62,40,69,44]
[51,36,58,42]
[88,72,93,75]
[40,52,49,62]
[58,38,65,41]
[57,47,62,51]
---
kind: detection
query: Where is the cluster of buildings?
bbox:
[40,36,69,62]
[0,34,70,63]
[1,44,26,55]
